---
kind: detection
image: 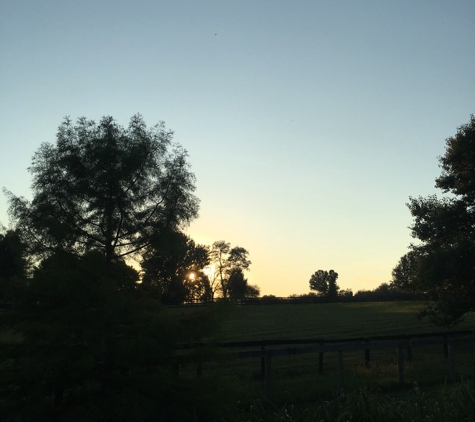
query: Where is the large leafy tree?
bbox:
[209,241,251,299]
[0,116,229,420]
[4,114,199,270]
[141,230,211,304]
[309,269,339,300]
[404,115,475,325]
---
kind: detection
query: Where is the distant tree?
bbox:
[209,241,251,299]
[4,114,199,272]
[390,250,420,295]
[309,269,339,300]
[373,282,392,296]
[141,230,211,304]
[227,268,260,301]
[339,288,353,298]
[404,115,475,325]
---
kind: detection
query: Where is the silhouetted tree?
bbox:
[141,230,211,304]
[0,116,231,420]
[390,250,420,295]
[309,269,339,300]
[209,241,251,299]
[4,114,199,271]
[404,115,475,325]
[227,268,260,302]
[339,288,353,298]
[0,228,29,304]
[0,229,28,281]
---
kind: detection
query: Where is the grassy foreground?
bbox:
[173,302,475,420]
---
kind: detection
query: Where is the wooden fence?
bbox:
[177,330,474,399]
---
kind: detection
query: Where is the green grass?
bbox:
[173,301,475,414]
[217,301,475,341]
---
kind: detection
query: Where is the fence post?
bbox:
[318,339,324,374]
[448,342,456,380]
[364,337,370,367]
[261,344,266,378]
[406,337,412,362]
[337,351,344,391]
[397,344,404,384]
[443,335,449,359]
[197,360,202,378]
[265,352,272,400]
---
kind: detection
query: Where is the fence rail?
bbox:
[176,330,475,399]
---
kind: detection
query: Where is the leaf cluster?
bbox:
[399,115,475,325]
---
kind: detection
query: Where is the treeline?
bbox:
[249,284,422,305]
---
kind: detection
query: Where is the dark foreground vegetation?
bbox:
[235,381,475,422]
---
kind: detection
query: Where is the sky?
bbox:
[1,0,474,296]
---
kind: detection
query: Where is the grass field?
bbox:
[216,301,475,341]
[173,301,475,413]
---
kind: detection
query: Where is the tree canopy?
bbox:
[4,114,199,270]
[141,229,211,304]
[309,269,339,299]
[209,241,251,299]
[402,115,475,325]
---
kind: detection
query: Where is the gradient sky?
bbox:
[1,1,474,296]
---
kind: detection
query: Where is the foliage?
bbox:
[227,268,260,302]
[0,250,229,421]
[390,250,421,295]
[0,115,232,421]
[141,229,211,304]
[0,229,29,281]
[209,240,252,299]
[237,381,475,422]
[339,288,354,298]
[0,251,176,420]
[309,269,339,299]
[403,115,475,325]
[4,114,199,269]
[0,229,30,306]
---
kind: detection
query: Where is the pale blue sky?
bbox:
[1,0,474,295]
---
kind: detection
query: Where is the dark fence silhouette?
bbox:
[171,293,425,307]
[175,330,475,399]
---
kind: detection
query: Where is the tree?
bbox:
[4,114,199,271]
[390,250,420,295]
[141,230,211,304]
[209,241,251,299]
[227,268,260,302]
[404,115,475,325]
[0,228,29,305]
[309,269,339,300]
[0,229,28,281]
[0,116,232,420]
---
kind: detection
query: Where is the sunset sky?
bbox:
[1,1,474,296]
